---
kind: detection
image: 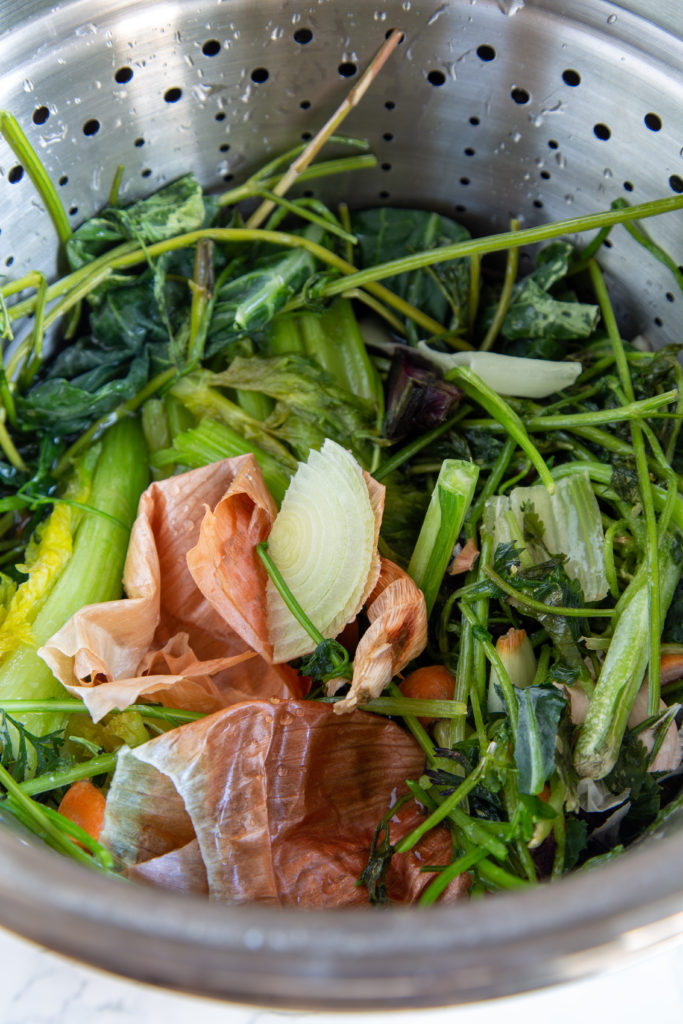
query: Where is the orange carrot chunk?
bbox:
[58,779,106,841]
[399,665,456,727]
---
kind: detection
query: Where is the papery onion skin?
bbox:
[101,698,470,906]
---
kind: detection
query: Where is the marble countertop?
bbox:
[1,925,681,1024]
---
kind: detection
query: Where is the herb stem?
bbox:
[0,111,72,244]
[588,259,662,717]
[481,565,614,619]
[480,219,520,351]
[316,194,683,298]
[395,741,498,854]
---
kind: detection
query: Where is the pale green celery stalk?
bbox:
[141,398,171,454]
[171,373,296,467]
[483,472,609,602]
[152,418,292,504]
[141,399,172,480]
[0,418,149,748]
[266,299,384,410]
[408,459,479,616]
[235,389,274,421]
[574,530,682,779]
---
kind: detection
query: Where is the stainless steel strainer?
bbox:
[0,0,682,1009]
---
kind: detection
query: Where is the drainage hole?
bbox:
[32,106,49,125]
[202,39,221,57]
[115,66,133,84]
[250,68,269,84]
[476,44,496,61]
[164,87,182,103]
[562,68,581,87]
[623,180,633,191]
[511,87,530,104]
[82,118,100,136]
[427,70,446,86]
[593,122,611,140]
[644,112,662,131]
[669,174,683,193]
[338,62,357,78]
[294,28,313,44]
[8,165,24,183]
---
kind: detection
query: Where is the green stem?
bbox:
[395,741,498,854]
[480,219,520,351]
[256,541,324,645]
[588,259,662,717]
[481,565,614,619]
[446,365,555,493]
[316,194,683,298]
[18,752,118,797]
[373,413,465,482]
[459,601,518,730]
[408,459,480,616]
[0,111,71,243]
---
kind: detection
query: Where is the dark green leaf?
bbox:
[512,684,566,795]
[299,639,352,684]
[351,208,471,343]
[564,815,588,870]
[65,174,209,271]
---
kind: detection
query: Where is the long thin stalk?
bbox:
[246,30,404,228]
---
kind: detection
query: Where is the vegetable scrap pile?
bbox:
[1,35,683,906]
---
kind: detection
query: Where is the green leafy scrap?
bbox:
[351,208,471,343]
[511,684,567,795]
[65,174,210,272]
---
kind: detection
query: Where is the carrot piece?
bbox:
[399,665,456,727]
[58,779,106,841]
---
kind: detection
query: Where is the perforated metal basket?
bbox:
[0,0,682,1009]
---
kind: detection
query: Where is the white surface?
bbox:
[0,925,682,1024]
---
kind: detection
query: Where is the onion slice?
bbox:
[266,438,383,663]
[417,344,582,399]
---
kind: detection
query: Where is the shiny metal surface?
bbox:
[0,0,682,1009]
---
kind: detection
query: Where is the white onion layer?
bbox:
[266,438,376,663]
[417,344,582,399]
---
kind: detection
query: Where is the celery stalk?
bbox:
[265,299,383,412]
[408,459,479,616]
[0,418,149,745]
[574,531,682,779]
[152,418,293,504]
